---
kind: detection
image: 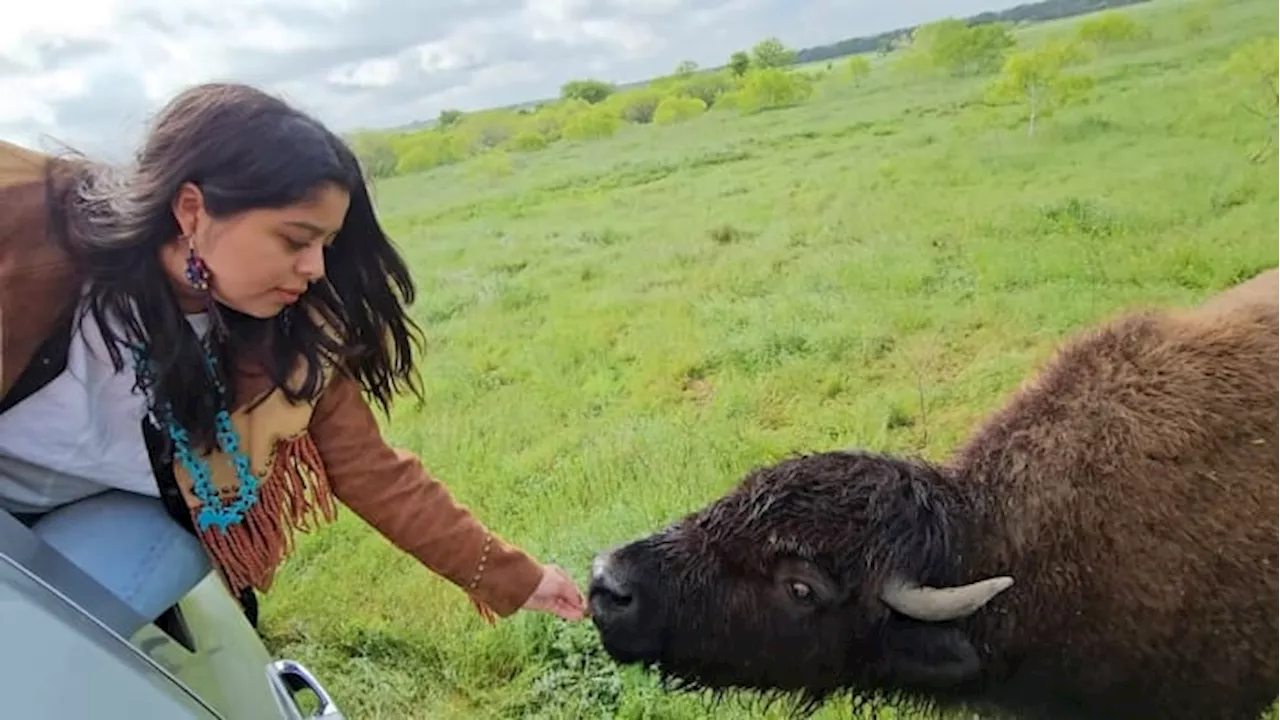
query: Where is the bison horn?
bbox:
[880,573,1014,622]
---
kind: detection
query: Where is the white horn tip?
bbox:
[989,576,1015,591]
[881,573,1017,622]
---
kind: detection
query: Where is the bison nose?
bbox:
[588,550,637,623]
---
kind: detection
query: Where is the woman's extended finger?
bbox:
[555,567,585,602]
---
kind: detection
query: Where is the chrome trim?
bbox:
[266,659,345,719]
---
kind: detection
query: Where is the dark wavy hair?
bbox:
[46,82,424,452]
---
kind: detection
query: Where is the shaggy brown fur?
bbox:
[588,269,1278,720]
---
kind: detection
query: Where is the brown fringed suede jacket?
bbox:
[0,139,544,621]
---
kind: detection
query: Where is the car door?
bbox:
[0,552,225,719]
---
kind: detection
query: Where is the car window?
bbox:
[0,554,223,719]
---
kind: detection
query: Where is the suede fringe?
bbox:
[193,433,339,594]
[471,596,498,626]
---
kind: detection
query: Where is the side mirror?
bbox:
[265,659,344,719]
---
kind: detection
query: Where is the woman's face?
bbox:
[169,181,350,318]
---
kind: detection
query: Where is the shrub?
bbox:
[508,131,549,152]
[607,89,664,124]
[393,131,470,175]
[346,132,398,178]
[563,107,622,141]
[671,71,739,107]
[560,79,617,104]
[735,68,815,113]
[653,96,708,124]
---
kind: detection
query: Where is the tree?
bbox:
[960,23,1018,75]
[438,109,464,128]
[674,60,699,76]
[895,19,1016,77]
[986,39,1094,136]
[728,51,751,77]
[560,79,617,104]
[1220,36,1279,160]
[750,37,796,68]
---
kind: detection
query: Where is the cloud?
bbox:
[0,0,1029,158]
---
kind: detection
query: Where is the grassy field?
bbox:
[259,0,1278,717]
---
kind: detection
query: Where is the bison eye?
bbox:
[774,557,838,608]
[788,581,814,603]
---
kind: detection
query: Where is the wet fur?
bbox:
[593,269,1279,720]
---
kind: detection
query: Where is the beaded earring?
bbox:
[136,234,261,533]
[183,237,212,292]
[182,235,229,340]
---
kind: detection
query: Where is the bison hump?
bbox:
[951,298,1277,491]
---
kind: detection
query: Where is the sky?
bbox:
[1,0,1031,160]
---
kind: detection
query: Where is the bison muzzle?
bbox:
[588,269,1279,720]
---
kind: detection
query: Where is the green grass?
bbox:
[259,0,1279,717]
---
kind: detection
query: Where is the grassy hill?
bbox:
[260,0,1278,716]
[382,0,1157,132]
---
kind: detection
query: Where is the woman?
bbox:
[0,82,586,635]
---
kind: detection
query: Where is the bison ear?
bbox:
[879,621,982,688]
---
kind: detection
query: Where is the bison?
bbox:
[588,269,1279,720]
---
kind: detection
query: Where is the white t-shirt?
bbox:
[0,294,211,514]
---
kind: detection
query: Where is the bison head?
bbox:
[588,450,1013,706]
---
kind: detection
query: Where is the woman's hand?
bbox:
[521,563,588,621]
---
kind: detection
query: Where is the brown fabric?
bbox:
[0,139,545,620]
[168,349,339,594]
[174,429,340,594]
[0,142,82,398]
[310,373,544,618]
